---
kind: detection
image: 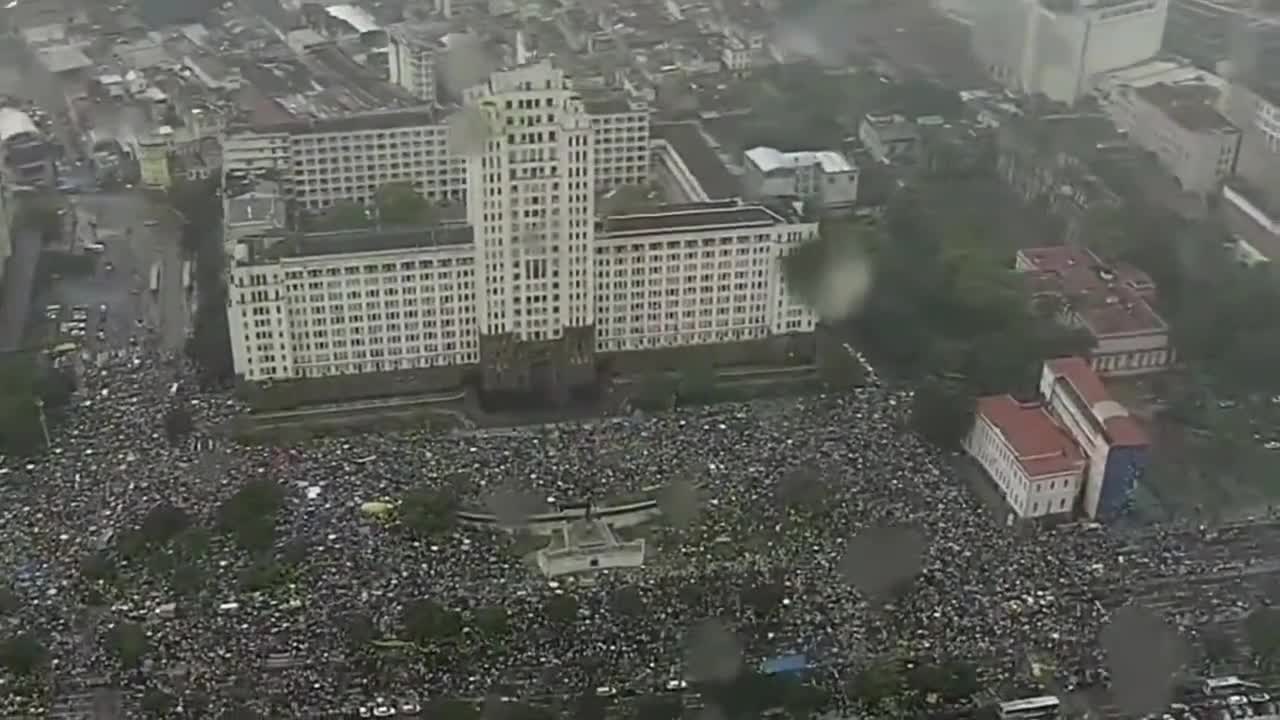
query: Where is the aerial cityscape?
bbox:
[1,0,1280,717]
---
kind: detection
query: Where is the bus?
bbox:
[149,263,161,293]
[1203,676,1259,697]
[181,261,193,291]
[997,696,1061,720]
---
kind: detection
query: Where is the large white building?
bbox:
[742,146,859,211]
[973,0,1170,105]
[220,95,650,212]
[386,24,442,102]
[226,62,816,387]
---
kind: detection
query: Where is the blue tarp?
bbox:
[760,654,810,675]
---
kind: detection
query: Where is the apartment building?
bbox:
[1103,81,1240,194]
[594,201,819,354]
[742,146,859,211]
[973,0,1169,105]
[221,109,467,210]
[1163,0,1280,75]
[227,224,479,381]
[387,23,443,102]
[221,101,651,211]
[226,62,815,388]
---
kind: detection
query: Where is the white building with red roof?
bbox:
[1016,245,1173,377]
[965,395,1088,520]
[1039,356,1150,520]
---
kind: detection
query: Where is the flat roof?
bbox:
[653,121,740,200]
[745,146,855,174]
[1134,83,1235,133]
[1017,246,1167,337]
[324,4,380,35]
[244,223,473,262]
[37,44,92,73]
[599,202,784,237]
[227,194,284,225]
[977,396,1087,479]
[1043,357,1148,447]
[227,107,440,135]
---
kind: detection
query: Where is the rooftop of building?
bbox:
[977,395,1087,479]
[1097,59,1228,93]
[598,200,790,236]
[226,106,440,135]
[226,192,285,226]
[744,146,855,175]
[1017,245,1167,338]
[240,223,473,263]
[1134,83,1236,133]
[652,121,740,200]
[1043,356,1149,447]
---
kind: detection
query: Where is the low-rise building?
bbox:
[965,394,1086,521]
[1103,81,1240,195]
[1039,357,1148,521]
[1017,245,1173,376]
[0,108,54,188]
[742,146,859,212]
[858,113,921,165]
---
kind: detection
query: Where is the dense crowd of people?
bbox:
[1,348,1277,718]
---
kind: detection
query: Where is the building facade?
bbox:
[1017,246,1174,375]
[386,24,442,102]
[973,0,1170,105]
[1163,0,1280,75]
[1225,80,1280,210]
[1102,81,1240,194]
[1039,357,1148,520]
[0,108,54,188]
[965,395,1087,520]
[584,95,651,192]
[742,147,859,211]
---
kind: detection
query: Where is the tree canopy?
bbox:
[375,182,436,225]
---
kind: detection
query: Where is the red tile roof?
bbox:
[1017,246,1166,338]
[1044,357,1149,447]
[977,395,1087,480]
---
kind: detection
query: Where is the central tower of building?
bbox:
[463,61,597,398]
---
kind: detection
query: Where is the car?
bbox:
[358,708,372,719]
[399,702,421,715]
[103,261,114,272]
[143,219,159,227]
[95,329,106,341]
[372,704,396,717]
[98,303,107,315]
[594,686,616,698]
[665,680,689,691]
[1265,441,1280,451]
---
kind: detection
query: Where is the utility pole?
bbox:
[34,396,50,448]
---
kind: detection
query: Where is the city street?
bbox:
[37,191,191,354]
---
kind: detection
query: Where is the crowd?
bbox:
[0,347,1276,717]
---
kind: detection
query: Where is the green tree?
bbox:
[846,661,902,708]
[427,699,480,720]
[0,585,18,615]
[403,599,463,644]
[910,378,976,450]
[139,501,193,547]
[474,605,510,636]
[399,486,458,537]
[546,594,580,625]
[610,585,646,616]
[107,621,150,668]
[0,632,47,675]
[164,405,194,442]
[375,182,434,225]
[1245,607,1280,669]
[675,364,718,406]
[630,371,675,412]
[321,200,372,230]
[141,689,177,717]
[238,558,284,591]
[340,611,376,650]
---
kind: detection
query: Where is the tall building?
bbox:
[1163,0,1280,76]
[972,0,1170,105]
[225,62,818,389]
[387,24,443,102]
[462,61,598,392]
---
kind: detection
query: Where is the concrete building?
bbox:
[222,110,465,210]
[0,108,54,188]
[461,61,598,393]
[965,394,1087,520]
[1163,0,1280,76]
[583,94,651,192]
[594,201,819,354]
[1039,357,1149,520]
[227,223,479,381]
[1101,81,1240,194]
[387,23,444,102]
[742,146,859,211]
[858,114,921,165]
[225,64,816,387]
[1017,246,1174,376]
[1224,80,1280,211]
[973,0,1170,105]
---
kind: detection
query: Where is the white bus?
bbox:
[149,263,161,293]
[1203,676,1259,697]
[998,695,1061,720]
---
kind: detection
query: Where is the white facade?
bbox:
[965,397,1086,520]
[387,25,440,102]
[594,203,819,352]
[227,225,479,381]
[974,0,1169,105]
[1103,82,1239,194]
[586,101,651,191]
[742,146,859,210]
[463,61,596,340]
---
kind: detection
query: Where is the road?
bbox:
[36,191,190,354]
[0,225,42,352]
